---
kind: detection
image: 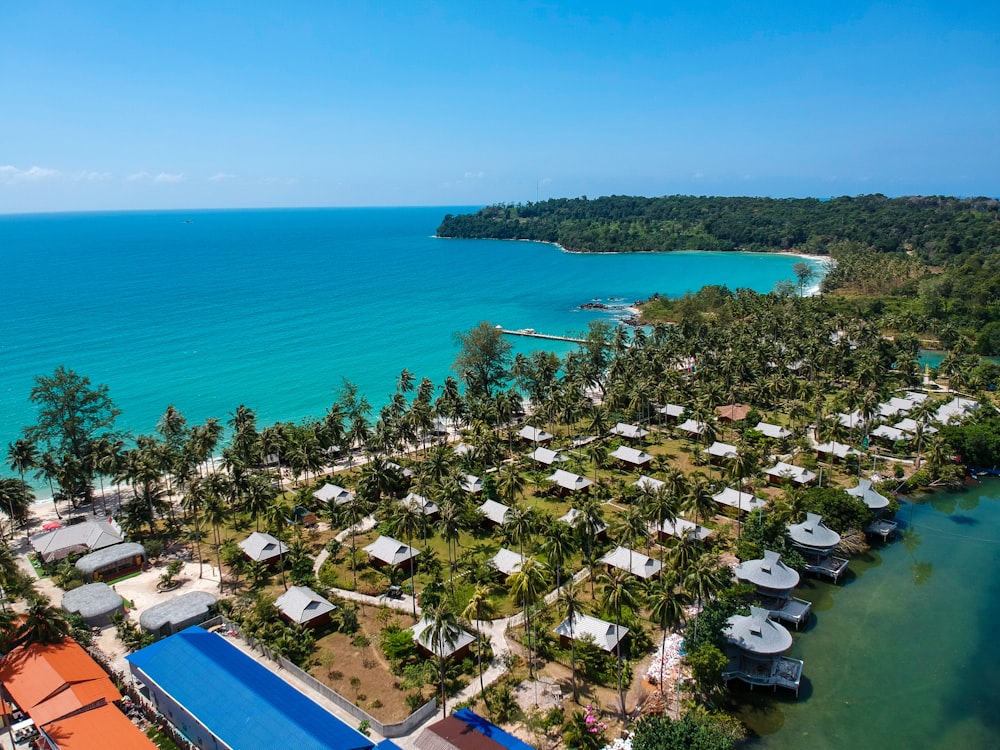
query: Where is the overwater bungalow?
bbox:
[847,479,898,541]
[787,513,849,581]
[734,551,811,629]
[609,445,653,468]
[722,606,803,695]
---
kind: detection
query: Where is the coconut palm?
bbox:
[682,552,730,644]
[15,597,70,647]
[599,567,640,718]
[538,519,575,590]
[557,581,584,703]
[646,572,688,696]
[461,585,496,715]
[424,601,462,716]
[507,557,549,679]
[182,477,207,579]
[684,472,716,527]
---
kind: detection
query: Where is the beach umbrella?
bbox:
[43,521,61,531]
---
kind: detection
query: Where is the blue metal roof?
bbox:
[453,709,535,750]
[126,627,373,750]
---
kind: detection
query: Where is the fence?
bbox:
[200,616,438,738]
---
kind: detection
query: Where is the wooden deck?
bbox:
[723,656,803,696]
[804,554,850,582]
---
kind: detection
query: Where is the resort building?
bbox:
[847,479,898,541]
[716,403,752,423]
[517,425,554,444]
[676,418,707,437]
[734,551,811,628]
[634,475,665,493]
[386,461,415,480]
[787,513,849,581]
[722,606,803,695]
[609,445,653,468]
[753,422,791,440]
[654,518,713,542]
[60,582,125,627]
[600,546,663,579]
[837,410,865,429]
[460,473,483,494]
[415,708,534,750]
[609,422,649,441]
[557,508,607,537]
[815,441,861,461]
[139,591,217,639]
[764,461,817,486]
[935,397,979,424]
[29,519,124,563]
[712,487,767,514]
[706,441,739,461]
[363,535,420,569]
[878,397,915,418]
[34,702,158,750]
[74,542,146,582]
[489,548,525,577]
[545,469,593,495]
[313,483,354,506]
[893,417,937,436]
[126,627,375,750]
[410,617,476,660]
[870,425,907,443]
[400,492,439,518]
[275,585,337,629]
[477,498,512,526]
[554,612,628,653]
[527,446,567,466]
[656,403,686,421]
[237,531,288,566]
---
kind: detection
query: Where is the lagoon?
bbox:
[741,480,1000,750]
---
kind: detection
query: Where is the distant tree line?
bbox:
[437,194,1000,256]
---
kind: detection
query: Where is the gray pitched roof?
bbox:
[546,469,593,492]
[657,404,686,418]
[275,586,337,624]
[556,508,607,534]
[74,542,146,576]
[528,447,566,465]
[477,499,512,525]
[787,513,840,550]
[410,617,476,658]
[600,546,663,578]
[610,422,649,440]
[609,445,652,465]
[401,493,439,516]
[713,487,766,512]
[238,532,288,562]
[765,461,817,484]
[754,422,791,439]
[706,441,738,459]
[362,535,419,566]
[518,425,554,442]
[634,475,665,492]
[313,483,354,505]
[554,612,628,652]
[677,419,706,435]
[460,474,483,494]
[735,550,800,591]
[29,520,125,562]
[845,479,889,511]
[725,606,793,655]
[489,548,525,576]
[656,517,713,541]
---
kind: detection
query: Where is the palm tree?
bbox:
[461,585,496,715]
[202,490,230,592]
[557,581,583,703]
[684,472,716,527]
[8,439,38,531]
[599,567,639,718]
[15,597,70,647]
[646,573,688,697]
[639,485,677,566]
[182,477,207,579]
[424,601,461,717]
[0,479,32,539]
[682,552,729,644]
[538,520,574,590]
[385,501,426,617]
[507,558,549,679]
[339,493,371,592]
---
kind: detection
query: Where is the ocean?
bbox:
[0,206,813,457]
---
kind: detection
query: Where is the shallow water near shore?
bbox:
[737,480,1000,750]
[0,207,813,460]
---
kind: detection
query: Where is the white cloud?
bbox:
[208,172,235,182]
[72,170,112,182]
[463,171,486,179]
[0,165,59,184]
[126,171,151,182]
[154,172,185,183]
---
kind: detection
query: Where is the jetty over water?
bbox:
[499,327,586,344]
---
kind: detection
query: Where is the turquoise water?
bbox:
[0,207,812,456]
[741,481,1000,749]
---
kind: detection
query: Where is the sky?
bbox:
[2,1,998,213]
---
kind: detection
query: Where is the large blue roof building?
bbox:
[126,626,374,750]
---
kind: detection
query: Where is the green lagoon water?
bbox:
[742,480,1000,750]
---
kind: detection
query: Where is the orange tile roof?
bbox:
[0,640,121,727]
[40,703,157,750]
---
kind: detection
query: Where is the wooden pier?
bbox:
[499,328,587,344]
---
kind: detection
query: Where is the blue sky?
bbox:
[2,1,998,212]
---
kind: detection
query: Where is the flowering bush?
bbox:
[584,705,609,734]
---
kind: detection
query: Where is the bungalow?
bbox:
[609,422,649,441]
[460,473,483,494]
[61,583,125,627]
[518,425,555,444]
[554,612,628,653]
[139,591,217,639]
[656,403,686,421]
[734,551,811,629]
[237,531,288,566]
[74,542,146,582]
[275,586,336,629]
[634,475,665,493]
[676,418,707,437]
[815,441,861,461]
[410,617,475,660]
[893,417,937,436]
[29,519,124,563]
[722,607,803,696]
[713,487,767,513]
[837,410,865,430]
[600,546,663,579]
[609,445,653,468]
[878,396,915,418]
[400,492,439,517]
[362,535,420,569]
[847,479,898,541]
[655,517,713,542]
[787,513,849,581]
[706,441,739,461]
[754,422,791,440]
[764,462,817,486]
[313,483,354,506]
[935,397,979,425]
[716,403,752,423]
[415,709,534,750]
[870,425,907,444]
[546,469,593,495]
[528,446,567,466]
[386,461,415,480]
[477,499,512,526]
[557,508,607,537]
[489,548,525,577]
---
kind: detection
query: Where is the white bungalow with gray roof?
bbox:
[676,419,707,437]
[518,425,555,444]
[706,441,739,461]
[313,483,354,506]
[75,542,146,582]
[713,488,767,513]
[400,492,439,517]
[837,410,865,429]
[489,548,525,577]
[546,469,593,495]
[460,474,483,494]
[554,612,628,653]
[238,532,288,566]
[656,404,686,421]
[609,445,653,468]
[477,499,512,526]
[787,513,849,581]
[411,616,476,660]
[275,586,337,628]
[600,546,663,579]
[847,479,898,541]
[557,508,607,537]
[634,475,665,493]
[735,551,811,628]
[754,422,791,440]
[61,582,125,627]
[609,422,649,441]
[765,462,817,486]
[654,518,713,542]
[722,606,803,695]
[29,519,125,563]
[139,591,217,639]
[878,396,915,418]
[362,535,420,569]
[935,397,979,425]
[528,447,567,466]
[893,417,937,436]
[869,425,906,443]
[815,440,861,460]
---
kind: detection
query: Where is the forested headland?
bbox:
[438,195,1000,353]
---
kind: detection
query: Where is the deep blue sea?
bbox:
[0,207,815,459]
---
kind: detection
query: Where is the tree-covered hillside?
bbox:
[437,194,1000,257]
